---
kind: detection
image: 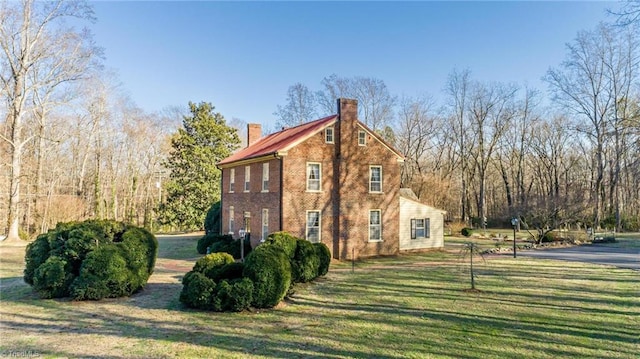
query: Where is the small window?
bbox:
[262,208,269,241]
[306,210,321,243]
[307,162,321,191]
[358,130,367,146]
[229,168,235,193]
[325,127,334,144]
[262,163,269,192]
[229,206,235,234]
[411,218,431,239]
[244,165,250,192]
[369,210,381,241]
[370,166,382,193]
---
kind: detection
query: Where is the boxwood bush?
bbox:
[24,220,158,300]
[180,231,331,312]
[461,227,473,237]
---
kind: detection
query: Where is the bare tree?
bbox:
[273,83,317,128]
[0,0,98,240]
[317,74,396,130]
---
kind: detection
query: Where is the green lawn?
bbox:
[0,235,638,358]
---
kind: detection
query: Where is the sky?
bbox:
[90,1,616,128]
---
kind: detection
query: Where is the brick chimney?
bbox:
[247,123,262,147]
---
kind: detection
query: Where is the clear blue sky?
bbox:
[91,1,614,127]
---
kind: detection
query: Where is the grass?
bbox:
[1,234,638,358]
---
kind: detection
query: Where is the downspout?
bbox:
[217,164,223,235]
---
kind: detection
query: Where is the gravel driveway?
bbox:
[518,244,640,270]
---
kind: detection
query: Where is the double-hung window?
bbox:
[262,209,269,241]
[229,206,235,234]
[369,210,381,241]
[306,210,321,243]
[229,168,235,193]
[370,166,382,193]
[307,162,321,191]
[325,127,334,144]
[262,163,269,192]
[244,166,250,192]
[358,130,367,146]
[411,218,430,239]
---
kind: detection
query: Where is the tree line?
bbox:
[1,1,638,241]
[274,23,639,233]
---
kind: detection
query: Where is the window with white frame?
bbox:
[262,163,269,192]
[306,162,321,191]
[358,130,367,146]
[306,210,321,243]
[369,210,381,241]
[370,166,382,193]
[229,206,235,235]
[229,168,235,193]
[411,218,431,239]
[244,165,250,192]
[325,127,334,144]
[262,208,269,241]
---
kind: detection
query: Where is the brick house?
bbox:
[217,98,443,260]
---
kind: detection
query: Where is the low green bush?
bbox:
[208,237,252,259]
[193,252,235,279]
[292,239,319,283]
[461,228,473,237]
[264,232,298,259]
[216,278,254,312]
[540,232,557,243]
[23,220,157,300]
[314,242,331,277]
[197,233,232,254]
[179,271,216,309]
[32,256,73,298]
[243,245,292,308]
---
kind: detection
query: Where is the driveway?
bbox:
[518,244,640,270]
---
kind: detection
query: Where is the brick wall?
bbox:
[221,158,281,247]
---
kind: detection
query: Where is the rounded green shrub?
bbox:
[71,246,133,300]
[208,237,252,259]
[197,233,232,254]
[243,245,292,308]
[215,278,254,312]
[23,220,157,300]
[24,235,51,285]
[293,239,319,283]
[313,242,331,277]
[32,256,73,298]
[193,252,235,278]
[461,227,473,237]
[264,232,298,259]
[209,262,245,282]
[179,272,216,309]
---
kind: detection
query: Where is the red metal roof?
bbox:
[218,115,338,166]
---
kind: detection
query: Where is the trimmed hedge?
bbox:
[197,233,252,259]
[24,220,158,300]
[242,245,292,308]
[461,227,473,237]
[180,231,331,312]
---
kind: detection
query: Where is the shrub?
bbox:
[243,245,292,308]
[179,271,216,309]
[197,233,232,254]
[292,239,319,283]
[193,252,235,279]
[208,237,252,259]
[32,256,73,298]
[264,232,298,259]
[71,246,133,300]
[23,220,157,300]
[204,201,221,235]
[461,228,473,237]
[314,242,331,277]
[215,278,254,312]
[24,235,51,285]
[209,262,245,282]
[540,232,557,243]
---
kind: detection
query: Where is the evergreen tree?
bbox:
[158,102,240,230]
